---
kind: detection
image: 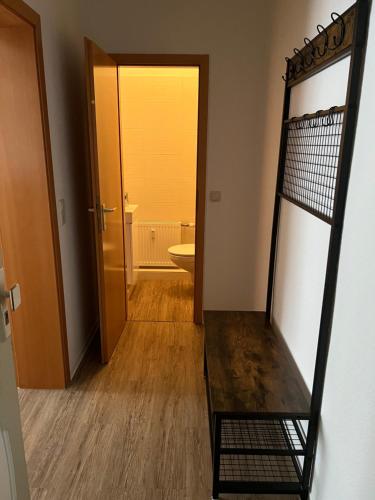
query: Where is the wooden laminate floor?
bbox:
[20,321,209,499]
[128,278,194,322]
[19,320,298,500]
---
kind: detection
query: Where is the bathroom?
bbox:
[118,66,199,322]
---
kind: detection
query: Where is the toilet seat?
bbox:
[168,244,195,276]
[168,243,195,257]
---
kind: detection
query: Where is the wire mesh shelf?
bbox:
[281,107,345,223]
[220,454,300,483]
[221,419,305,454]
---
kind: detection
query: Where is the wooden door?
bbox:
[85,38,127,362]
[0,239,29,499]
[0,5,68,388]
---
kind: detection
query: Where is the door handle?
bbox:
[88,207,116,213]
[101,205,117,231]
[88,204,117,231]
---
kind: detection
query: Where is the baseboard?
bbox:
[69,321,99,381]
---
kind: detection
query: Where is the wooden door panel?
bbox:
[85,39,127,362]
[0,21,66,387]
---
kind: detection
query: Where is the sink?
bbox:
[125,204,138,223]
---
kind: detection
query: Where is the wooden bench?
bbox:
[204,311,311,499]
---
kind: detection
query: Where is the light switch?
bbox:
[210,190,221,202]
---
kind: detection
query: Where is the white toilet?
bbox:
[168,243,195,276]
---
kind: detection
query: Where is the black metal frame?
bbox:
[204,2,370,498]
[204,338,312,499]
[209,412,310,498]
[266,0,371,498]
[205,360,311,499]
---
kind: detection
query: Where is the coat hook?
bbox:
[303,37,315,66]
[329,12,346,50]
[316,109,324,127]
[316,25,329,57]
[300,113,309,129]
[325,106,337,126]
[310,114,318,128]
[295,115,305,130]
[290,116,297,129]
[284,57,296,81]
[282,57,289,81]
[293,48,305,73]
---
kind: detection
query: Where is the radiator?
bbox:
[134,221,181,267]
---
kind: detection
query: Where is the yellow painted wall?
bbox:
[118,66,199,222]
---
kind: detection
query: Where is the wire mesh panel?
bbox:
[281,107,345,223]
[221,419,305,453]
[220,455,299,483]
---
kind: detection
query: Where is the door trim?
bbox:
[0,0,70,385]
[111,53,209,324]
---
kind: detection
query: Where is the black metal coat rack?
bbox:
[203,2,371,498]
[267,0,371,495]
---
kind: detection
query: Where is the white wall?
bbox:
[79,0,271,311]
[25,0,97,377]
[273,57,350,389]
[312,11,375,495]
[262,0,375,498]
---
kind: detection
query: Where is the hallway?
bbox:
[19,319,298,500]
[19,321,210,499]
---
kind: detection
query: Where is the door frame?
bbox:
[111,53,209,324]
[0,0,70,385]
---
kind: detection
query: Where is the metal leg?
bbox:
[204,344,208,377]
[212,414,221,499]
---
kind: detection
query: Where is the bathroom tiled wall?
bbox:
[119,67,198,223]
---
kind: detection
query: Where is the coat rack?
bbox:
[204,2,370,498]
[267,0,371,495]
[282,8,355,85]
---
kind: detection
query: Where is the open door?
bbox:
[0,242,30,500]
[85,38,127,362]
[0,2,68,388]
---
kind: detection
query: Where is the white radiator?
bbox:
[134,221,181,267]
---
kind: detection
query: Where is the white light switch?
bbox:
[209,191,221,202]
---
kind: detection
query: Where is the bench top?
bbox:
[204,311,311,417]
